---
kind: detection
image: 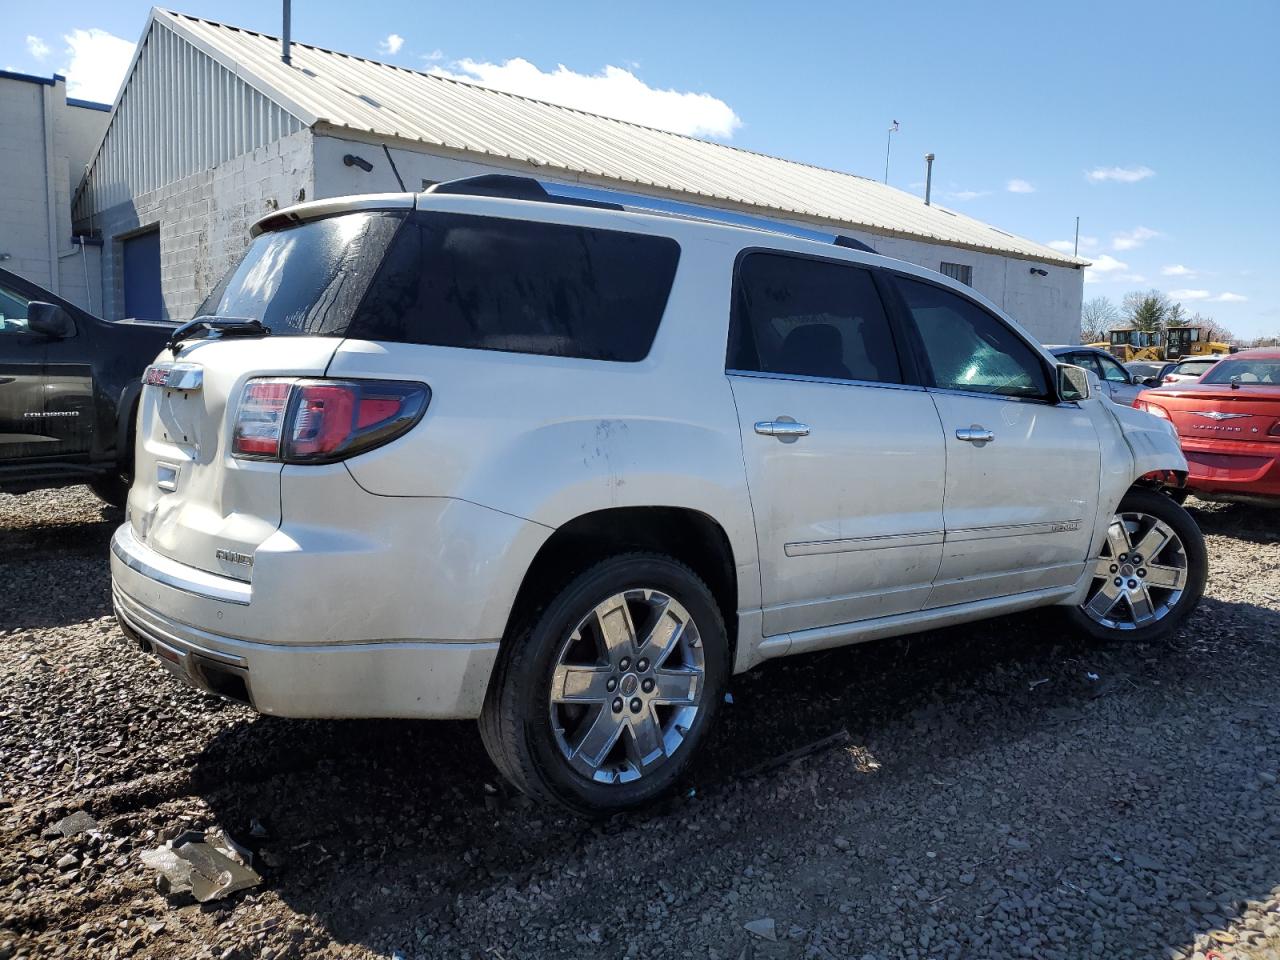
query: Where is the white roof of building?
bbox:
[154,9,1084,266]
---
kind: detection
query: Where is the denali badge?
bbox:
[144,363,203,391]
[1050,521,1081,533]
[1191,411,1248,421]
[215,548,254,567]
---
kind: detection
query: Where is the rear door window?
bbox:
[894,277,1050,399]
[349,213,680,361]
[727,252,903,384]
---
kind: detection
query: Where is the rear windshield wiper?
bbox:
[168,316,271,354]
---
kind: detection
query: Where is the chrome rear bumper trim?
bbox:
[111,523,252,605]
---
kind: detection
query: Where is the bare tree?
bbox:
[1080,296,1119,343]
[1186,311,1236,344]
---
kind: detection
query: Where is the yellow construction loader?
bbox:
[1100,327,1166,362]
[1164,325,1233,359]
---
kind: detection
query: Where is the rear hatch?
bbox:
[127,203,411,581]
[130,338,343,580]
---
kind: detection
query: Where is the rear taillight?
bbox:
[232,378,429,463]
[1135,399,1170,420]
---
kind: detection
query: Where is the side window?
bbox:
[0,284,31,334]
[1068,352,1102,377]
[728,253,902,384]
[349,213,681,361]
[895,277,1050,399]
[1096,354,1130,383]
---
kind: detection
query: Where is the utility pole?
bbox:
[884,121,899,184]
[1073,216,1080,257]
[924,153,935,205]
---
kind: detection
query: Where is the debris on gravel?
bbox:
[2,486,1279,960]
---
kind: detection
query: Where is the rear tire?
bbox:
[1067,486,1206,643]
[88,471,129,509]
[479,553,728,816]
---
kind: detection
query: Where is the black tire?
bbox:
[88,471,129,509]
[1066,486,1207,643]
[1164,487,1190,506]
[479,553,728,816]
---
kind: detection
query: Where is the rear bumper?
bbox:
[1182,439,1280,503]
[112,580,499,719]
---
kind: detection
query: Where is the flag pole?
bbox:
[884,121,898,184]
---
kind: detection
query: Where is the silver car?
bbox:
[1048,345,1155,406]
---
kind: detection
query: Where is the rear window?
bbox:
[196,212,405,335]
[1201,359,1280,385]
[347,212,681,361]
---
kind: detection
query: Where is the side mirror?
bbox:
[1057,363,1092,402]
[27,301,76,339]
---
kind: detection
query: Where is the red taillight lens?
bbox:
[232,379,292,458]
[1136,399,1171,420]
[232,378,429,463]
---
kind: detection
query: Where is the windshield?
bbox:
[1201,359,1280,385]
[195,211,405,335]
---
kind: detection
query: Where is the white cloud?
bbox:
[1161,264,1195,277]
[946,189,990,201]
[431,58,741,139]
[1168,289,1210,301]
[61,28,134,103]
[1113,226,1160,251]
[379,33,405,55]
[1087,254,1128,273]
[1006,178,1035,194]
[1086,165,1155,183]
[1048,236,1098,253]
[421,48,444,63]
[1116,273,1147,283]
[26,35,50,60]
[1213,292,1248,303]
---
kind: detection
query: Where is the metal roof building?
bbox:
[74,8,1085,341]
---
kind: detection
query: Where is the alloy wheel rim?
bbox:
[549,588,705,784]
[1080,510,1189,630]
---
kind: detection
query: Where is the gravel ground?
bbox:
[2,486,1279,960]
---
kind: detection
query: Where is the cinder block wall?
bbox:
[92,129,313,321]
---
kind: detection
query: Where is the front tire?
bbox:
[479,553,728,816]
[88,471,129,509]
[1067,486,1207,643]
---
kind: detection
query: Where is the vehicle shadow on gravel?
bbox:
[190,593,1280,957]
[0,493,118,632]
[1186,499,1280,545]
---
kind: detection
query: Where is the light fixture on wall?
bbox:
[0,253,10,261]
[343,154,374,173]
[1029,267,1048,277]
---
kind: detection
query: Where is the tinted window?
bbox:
[896,277,1049,398]
[1068,351,1103,377]
[349,213,680,361]
[197,212,405,334]
[728,253,902,384]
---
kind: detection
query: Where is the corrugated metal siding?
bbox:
[154,10,1081,267]
[73,21,303,222]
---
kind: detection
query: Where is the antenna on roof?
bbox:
[281,0,292,65]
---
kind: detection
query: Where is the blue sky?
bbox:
[6,0,1278,337]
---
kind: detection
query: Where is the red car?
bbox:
[1135,348,1280,506]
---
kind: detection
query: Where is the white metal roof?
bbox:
[150,9,1084,267]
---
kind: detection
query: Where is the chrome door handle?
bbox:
[755,419,810,442]
[955,426,995,443]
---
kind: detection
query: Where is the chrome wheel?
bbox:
[549,588,704,784]
[1080,510,1190,630]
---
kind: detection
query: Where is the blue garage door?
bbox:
[122,228,163,320]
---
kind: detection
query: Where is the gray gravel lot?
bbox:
[2,486,1279,960]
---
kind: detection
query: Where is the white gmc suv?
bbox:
[110,176,1206,814]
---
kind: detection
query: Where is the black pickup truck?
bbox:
[0,267,174,506]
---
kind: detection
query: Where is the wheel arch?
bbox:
[498,506,739,677]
